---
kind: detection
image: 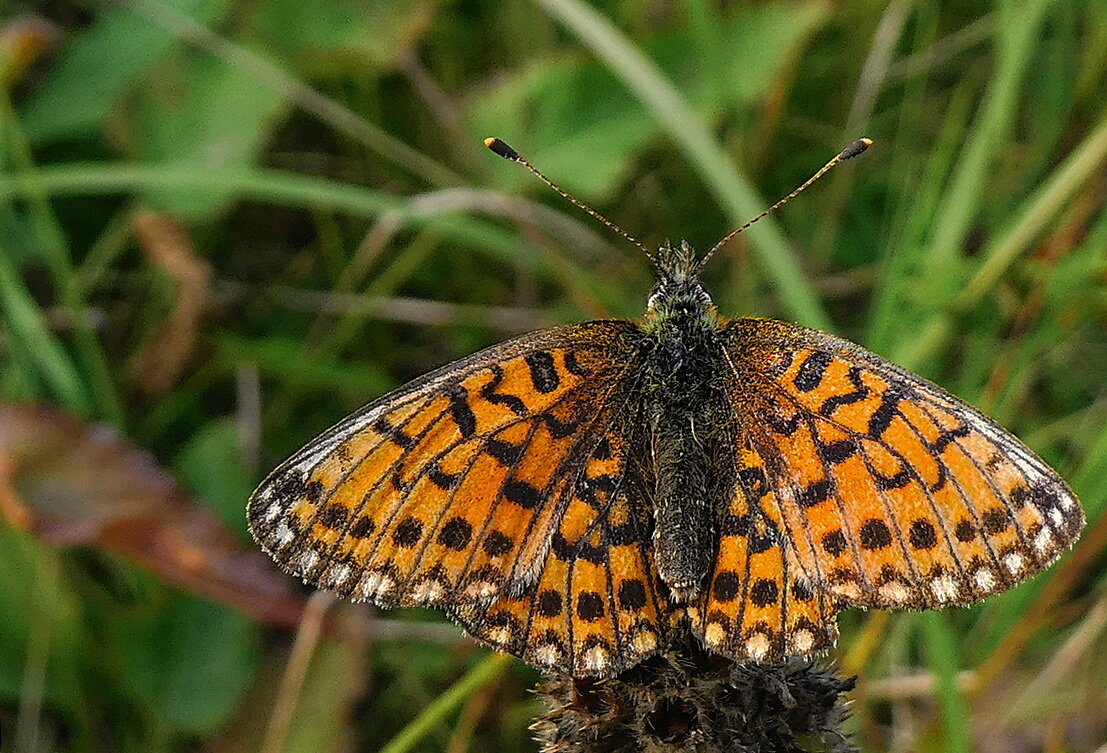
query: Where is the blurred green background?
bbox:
[1,0,1106,751]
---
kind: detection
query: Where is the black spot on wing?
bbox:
[350,517,375,538]
[908,519,937,550]
[437,517,473,550]
[981,508,1011,534]
[428,466,460,489]
[794,351,832,392]
[737,466,769,499]
[393,518,423,548]
[931,424,971,452]
[576,592,605,622]
[867,388,904,438]
[317,505,349,529]
[821,530,846,555]
[874,468,912,490]
[551,533,573,562]
[504,479,543,510]
[524,351,560,393]
[482,531,513,556]
[485,438,523,465]
[373,417,416,449]
[766,410,803,436]
[563,350,586,376]
[764,350,795,379]
[712,571,741,601]
[266,467,321,502]
[618,579,647,610]
[954,519,976,542]
[576,474,619,510]
[540,413,578,439]
[796,479,832,509]
[750,578,779,607]
[445,384,477,438]
[718,514,749,536]
[859,519,892,550]
[819,438,856,464]
[748,520,778,553]
[574,540,606,565]
[537,590,563,616]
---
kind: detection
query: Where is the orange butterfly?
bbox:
[248,139,1083,677]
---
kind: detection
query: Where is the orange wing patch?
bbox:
[691,450,838,662]
[725,319,1083,614]
[247,323,643,614]
[452,427,680,676]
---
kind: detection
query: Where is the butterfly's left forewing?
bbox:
[248,321,645,611]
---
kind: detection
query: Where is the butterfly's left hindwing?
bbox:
[248,321,645,613]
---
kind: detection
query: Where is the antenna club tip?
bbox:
[841,138,874,160]
[484,137,520,161]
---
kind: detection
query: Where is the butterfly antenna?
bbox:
[485,137,658,265]
[694,138,873,273]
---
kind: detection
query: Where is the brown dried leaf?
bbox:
[0,403,305,626]
[129,211,212,397]
[0,16,61,86]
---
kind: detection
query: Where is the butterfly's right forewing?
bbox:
[724,318,1082,613]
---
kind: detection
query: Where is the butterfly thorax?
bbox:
[641,241,728,601]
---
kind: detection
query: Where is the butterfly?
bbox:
[248,139,1084,677]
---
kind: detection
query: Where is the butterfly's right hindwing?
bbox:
[451,396,686,677]
[247,321,647,613]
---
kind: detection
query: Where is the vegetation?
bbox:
[1,0,1105,751]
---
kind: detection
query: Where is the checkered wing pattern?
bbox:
[689,441,840,662]
[720,319,1082,627]
[248,322,645,618]
[451,406,684,676]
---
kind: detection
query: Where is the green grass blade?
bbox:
[535,0,832,330]
[920,611,972,753]
[954,112,1107,310]
[0,248,91,414]
[2,94,122,424]
[121,0,465,189]
[378,654,512,753]
[925,0,1052,270]
[887,0,1057,369]
[0,163,527,262]
[899,107,1107,369]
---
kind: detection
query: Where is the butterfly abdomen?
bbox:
[645,284,728,600]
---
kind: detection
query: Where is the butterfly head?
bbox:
[483,136,873,333]
[644,240,717,328]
